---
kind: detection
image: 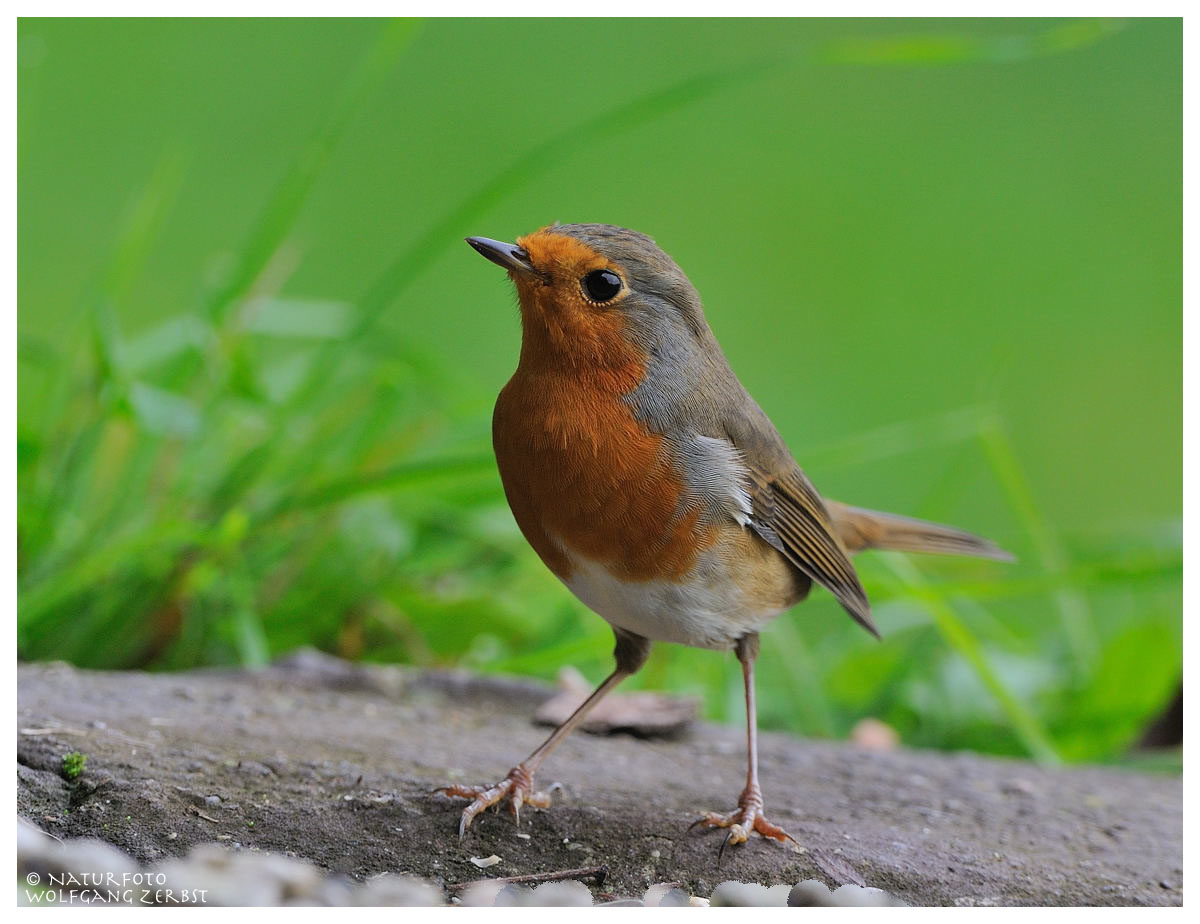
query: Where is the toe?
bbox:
[459,800,483,838]
[690,810,735,830]
[753,814,799,846]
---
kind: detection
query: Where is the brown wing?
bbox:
[742,463,878,638]
[715,392,877,638]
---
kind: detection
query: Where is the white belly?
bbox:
[558,545,788,650]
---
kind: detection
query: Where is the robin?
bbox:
[441,223,1011,853]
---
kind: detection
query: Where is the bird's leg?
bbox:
[690,633,799,859]
[438,669,626,836]
[437,630,650,837]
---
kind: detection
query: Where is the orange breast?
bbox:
[493,368,714,584]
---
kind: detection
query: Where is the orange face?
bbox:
[509,229,641,385]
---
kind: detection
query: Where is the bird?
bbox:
[440,223,1012,854]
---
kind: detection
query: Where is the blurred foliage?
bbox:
[17,18,1180,767]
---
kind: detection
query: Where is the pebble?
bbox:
[18,819,140,887]
[457,880,507,907]
[788,879,838,907]
[530,881,593,906]
[155,844,325,906]
[711,881,785,906]
[494,884,534,906]
[644,883,689,907]
[355,874,443,907]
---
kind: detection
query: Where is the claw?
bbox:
[717,829,734,869]
[690,784,798,861]
[436,764,551,836]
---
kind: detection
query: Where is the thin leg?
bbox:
[690,633,798,859]
[437,629,650,837]
[742,633,762,796]
[525,667,628,772]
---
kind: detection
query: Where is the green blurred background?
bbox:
[17,18,1181,766]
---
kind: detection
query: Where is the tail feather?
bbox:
[825,501,1015,562]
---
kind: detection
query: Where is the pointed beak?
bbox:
[466,237,539,277]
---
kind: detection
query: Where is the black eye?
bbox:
[582,269,622,303]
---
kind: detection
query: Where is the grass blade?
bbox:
[259,454,496,523]
[202,19,422,325]
[978,413,1098,670]
[822,18,1126,66]
[881,553,1061,764]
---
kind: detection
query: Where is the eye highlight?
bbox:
[581,269,623,303]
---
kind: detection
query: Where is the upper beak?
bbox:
[466,237,539,277]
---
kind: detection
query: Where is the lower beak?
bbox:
[466,237,539,277]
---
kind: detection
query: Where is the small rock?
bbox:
[851,717,899,751]
[530,881,593,906]
[355,874,442,906]
[494,884,533,906]
[18,819,140,889]
[711,881,784,906]
[788,880,837,907]
[153,844,324,906]
[457,880,507,907]
[644,883,689,906]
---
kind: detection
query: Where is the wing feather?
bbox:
[743,465,877,637]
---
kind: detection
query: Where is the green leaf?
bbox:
[123,316,214,372]
[881,553,1061,765]
[127,382,201,437]
[242,297,354,339]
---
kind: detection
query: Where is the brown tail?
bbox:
[825,501,1015,562]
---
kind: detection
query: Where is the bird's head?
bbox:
[467,223,714,386]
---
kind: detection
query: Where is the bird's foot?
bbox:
[689,783,799,863]
[435,763,553,837]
